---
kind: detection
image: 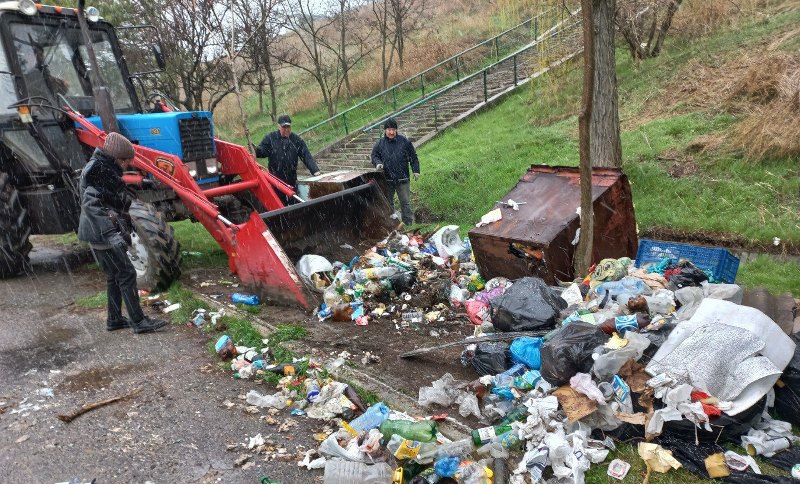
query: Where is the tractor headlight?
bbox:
[186,161,198,178]
[86,6,100,22]
[205,159,218,175]
[19,0,37,15]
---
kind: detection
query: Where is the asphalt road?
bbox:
[0,267,322,484]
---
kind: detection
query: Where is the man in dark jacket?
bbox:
[77,133,167,334]
[254,114,321,205]
[370,117,420,225]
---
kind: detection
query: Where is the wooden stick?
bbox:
[57,387,142,423]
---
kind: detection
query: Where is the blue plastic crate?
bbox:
[635,239,740,283]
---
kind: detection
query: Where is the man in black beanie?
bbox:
[254,114,321,205]
[77,132,167,334]
[370,117,420,225]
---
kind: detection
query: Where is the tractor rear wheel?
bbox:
[0,172,32,277]
[128,201,182,291]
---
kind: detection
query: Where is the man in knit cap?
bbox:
[78,132,167,334]
[370,117,420,225]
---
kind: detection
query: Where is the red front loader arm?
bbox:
[69,111,315,309]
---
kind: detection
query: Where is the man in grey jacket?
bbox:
[77,133,167,334]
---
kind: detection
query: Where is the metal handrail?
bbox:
[362,8,582,132]
[298,6,567,139]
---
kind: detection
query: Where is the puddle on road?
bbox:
[0,325,82,374]
[58,363,155,393]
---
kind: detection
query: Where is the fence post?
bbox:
[420,74,425,97]
[494,37,499,60]
[433,104,438,130]
[455,57,460,81]
[534,17,538,41]
[342,112,348,135]
[483,69,488,102]
[392,87,397,110]
[513,55,518,86]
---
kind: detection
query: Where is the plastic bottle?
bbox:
[354,266,398,282]
[379,419,438,442]
[598,313,649,335]
[246,390,288,409]
[331,303,355,322]
[231,293,260,305]
[498,404,530,425]
[305,379,320,402]
[265,363,296,376]
[348,402,390,434]
[322,460,393,484]
[343,385,367,414]
[471,423,513,446]
[386,434,423,460]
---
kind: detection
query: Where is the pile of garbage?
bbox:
[404,256,800,482]
[300,226,490,329]
[212,233,800,482]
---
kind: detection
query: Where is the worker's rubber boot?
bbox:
[132,317,168,334]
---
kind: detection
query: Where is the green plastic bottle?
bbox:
[379,419,438,443]
[471,423,513,446]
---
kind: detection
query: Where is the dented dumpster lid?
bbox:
[468,165,627,245]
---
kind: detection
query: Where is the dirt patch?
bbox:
[58,363,156,393]
[657,149,698,178]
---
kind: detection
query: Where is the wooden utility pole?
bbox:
[574,0,595,277]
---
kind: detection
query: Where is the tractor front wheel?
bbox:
[0,172,32,277]
[128,201,181,291]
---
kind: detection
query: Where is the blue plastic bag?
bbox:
[348,402,390,433]
[434,456,461,477]
[510,337,543,370]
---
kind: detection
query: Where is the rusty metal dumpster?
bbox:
[468,165,638,284]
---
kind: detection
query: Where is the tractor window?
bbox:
[10,22,135,114]
[0,42,15,115]
[78,36,133,111]
[10,23,88,109]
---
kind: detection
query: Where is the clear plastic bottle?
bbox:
[348,402,390,433]
[354,266,398,282]
[322,460,393,484]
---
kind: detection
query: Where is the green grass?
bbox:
[171,220,228,269]
[75,290,107,309]
[414,6,800,245]
[266,324,309,364]
[737,255,800,297]
[584,441,785,483]
[164,282,211,324]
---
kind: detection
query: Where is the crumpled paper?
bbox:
[570,373,606,405]
[638,442,681,475]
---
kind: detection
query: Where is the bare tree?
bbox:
[276,0,370,117]
[389,0,425,70]
[371,0,397,90]
[615,0,684,60]
[236,0,283,119]
[590,0,622,167]
[129,0,238,112]
[575,0,595,277]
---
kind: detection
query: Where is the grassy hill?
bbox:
[409,1,800,295]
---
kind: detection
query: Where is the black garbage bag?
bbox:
[774,334,800,425]
[539,322,608,386]
[641,321,678,360]
[661,396,766,444]
[468,342,511,376]
[491,277,562,332]
[656,434,721,479]
[668,265,709,289]
[389,271,417,294]
[768,447,800,472]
